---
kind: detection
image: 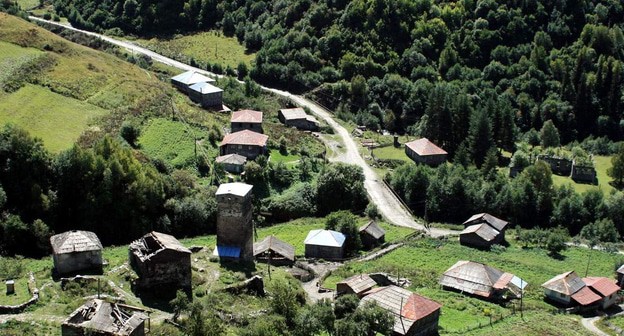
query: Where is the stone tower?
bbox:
[215,182,254,261]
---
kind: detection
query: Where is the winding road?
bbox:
[28,16,455,237]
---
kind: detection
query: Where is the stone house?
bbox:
[278,107,320,131]
[170,70,214,94]
[571,160,597,183]
[50,230,103,276]
[404,138,447,166]
[219,129,268,159]
[129,231,191,291]
[537,154,572,175]
[188,82,223,108]
[62,299,148,336]
[215,182,254,261]
[358,221,385,250]
[304,229,345,260]
[440,261,526,300]
[215,153,247,174]
[231,109,263,133]
[336,274,376,297]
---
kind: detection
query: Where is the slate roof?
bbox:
[359,221,386,239]
[129,231,190,262]
[50,230,102,254]
[583,277,620,297]
[542,271,586,296]
[189,81,223,94]
[463,213,509,231]
[171,70,214,85]
[439,261,522,298]
[253,235,295,261]
[304,229,346,247]
[232,110,263,124]
[63,299,147,335]
[220,130,268,147]
[405,138,447,156]
[361,285,441,335]
[215,153,247,165]
[216,182,253,197]
[337,274,377,294]
[460,223,500,242]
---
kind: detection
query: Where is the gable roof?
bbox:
[304,229,345,247]
[215,153,247,165]
[220,130,268,147]
[337,274,377,294]
[617,264,624,275]
[439,261,507,298]
[463,213,509,231]
[279,107,307,120]
[189,81,223,94]
[216,182,253,197]
[583,277,620,297]
[405,138,447,156]
[570,286,602,306]
[171,70,214,85]
[460,223,500,242]
[50,230,102,254]
[231,110,263,124]
[359,221,386,239]
[253,235,295,261]
[63,299,147,335]
[541,271,585,296]
[130,231,190,262]
[361,285,441,335]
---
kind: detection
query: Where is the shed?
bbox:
[304,229,345,260]
[215,153,247,173]
[439,261,526,300]
[278,107,320,131]
[231,109,263,133]
[361,285,441,336]
[188,82,223,108]
[542,271,600,308]
[171,70,214,93]
[463,213,509,233]
[129,231,191,291]
[583,277,620,310]
[50,230,103,275]
[459,224,503,250]
[219,129,268,159]
[404,138,447,166]
[62,299,148,336]
[359,221,386,249]
[336,274,376,297]
[253,235,295,266]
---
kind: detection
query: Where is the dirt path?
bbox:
[581,316,610,336]
[357,243,404,262]
[299,262,341,303]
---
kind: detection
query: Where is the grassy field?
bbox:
[598,315,623,336]
[372,145,409,161]
[0,277,32,305]
[133,31,255,69]
[16,0,39,10]
[0,84,107,152]
[0,41,43,86]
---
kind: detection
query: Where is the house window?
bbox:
[237,145,242,149]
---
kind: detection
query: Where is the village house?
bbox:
[583,277,620,310]
[128,231,191,292]
[359,221,386,250]
[278,107,320,131]
[253,235,295,266]
[219,129,268,160]
[50,230,103,276]
[537,154,572,175]
[439,261,526,300]
[617,264,624,287]
[460,213,509,249]
[231,109,263,133]
[361,285,441,336]
[188,81,223,108]
[541,271,601,308]
[215,182,254,261]
[170,70,215,93]
[62,299,148,336]
[215,153,247,174]
[336,274,376,298]
[404,138,447,166]
[304,229,345,260]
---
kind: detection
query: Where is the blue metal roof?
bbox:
[213,245,241,258]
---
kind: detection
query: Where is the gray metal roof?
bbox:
[253,235,295,261]
[215,153,247,165]
[463,213,509,231]
[189,81,223,94]
[304,229,345,247]
[50,230,102,254]
[359,221,386,239]
[337,274,376,294]
[439,261,506,298]
[63,299,147,335]
[541,271,585,295]
[171,70,214,85]
[216,182,253,197]
[460,223,500,241]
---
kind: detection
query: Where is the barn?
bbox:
[404,138,447,166]
[253,235,295,266]
[359,221,386,249]
[439,260,526,301]
[304,229,345,260]
[50,230,103,276]
[336,274,376,297]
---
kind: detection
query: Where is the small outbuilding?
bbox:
[404,138,447,166]
[231,109,263,133]
[220,129,268,160]
[188,82,223,108]
[359,221,385,250]
[361,285,441,336]
[542,271,601,308]
[62,299,148,336]
[215,153,247,174]
[460,213,508,249]
[171,70,215,93]
[439,261,526,300]
[583,277,620,310]
[336,274,376,297]
[129,231,192,291]
[50,230,103,276]
[304,229,345,260]
[278,107,320,131]
[253,235,295,266]
[463,213,509,233]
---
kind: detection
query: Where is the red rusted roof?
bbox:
[493,272,514,290]
[571,286,601,306]
[402,293,442,321]
[231,110,263,124]
[220,130,268,147]
[405,138,447,156]
[583,277,620,297]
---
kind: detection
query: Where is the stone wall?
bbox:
[0,273,38,314]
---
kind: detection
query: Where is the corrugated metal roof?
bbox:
[542,271,585,295]
[189,81,223,94]
[63,299,147,335]
[213,245,241,258]
[215,153,247,165]
[571,286,602,306]
[460,223,500,241]
[510,275,528,290]
[405,138,447,156]
[304,229,345,247]
[439,261,511,298]
[50,230,102,254]
[171,70,214,85]
[583,277,620,297]
[617,264,624,274]
[359,221,386,239]
[279,107,308,120]
[216,182,253,197]
[253,235,295,261]
[220,129,268,146]
[231,110,263,124]
[337,274,376,294]
[463,213,509,231]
